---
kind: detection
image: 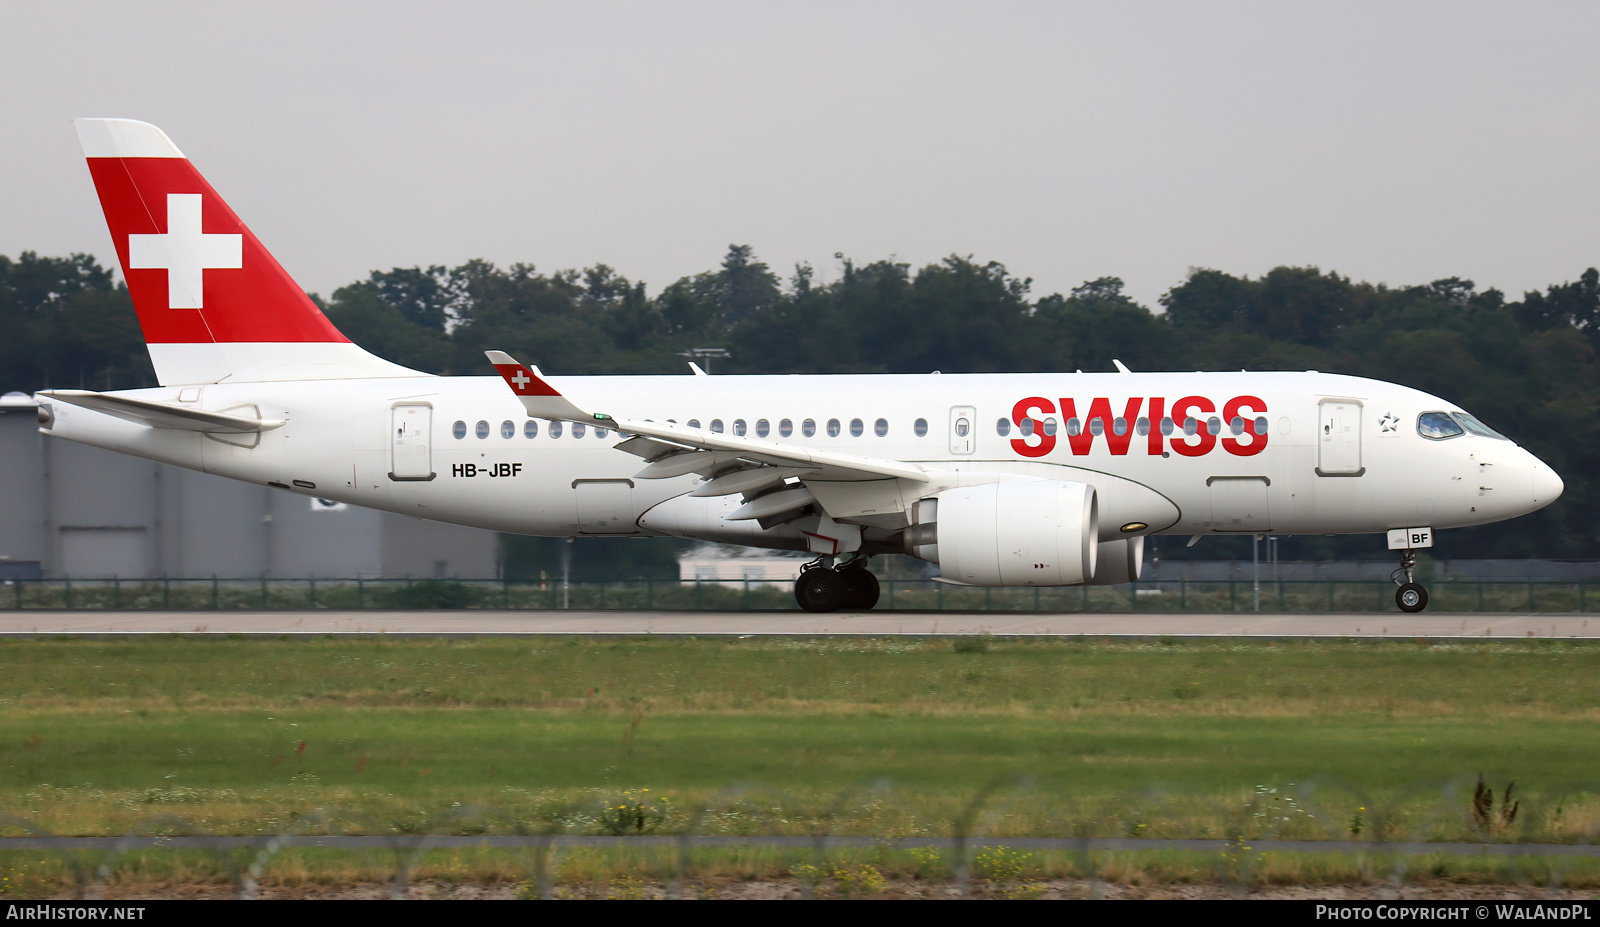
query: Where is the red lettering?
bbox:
[1010,396,1056,458]
[1059,397,1142,455]
[1168,395,1216,457]
[1147,397,1165,455]
[1221,395,1269,457]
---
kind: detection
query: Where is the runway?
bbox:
[0,609,1595,638]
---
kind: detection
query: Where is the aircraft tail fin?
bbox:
[75,118,420,386]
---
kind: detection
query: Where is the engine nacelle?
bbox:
[1084,536,1144,585]
[908,480,1098,586]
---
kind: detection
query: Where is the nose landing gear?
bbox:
[1393,550,1429,613]
[794,556,882,613]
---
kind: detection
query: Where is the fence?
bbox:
[5,778,1600,899]
[2,577,1600,612]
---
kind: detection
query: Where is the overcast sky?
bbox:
[5,1,1598,310]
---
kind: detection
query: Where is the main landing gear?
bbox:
[794,556,881,613]
[1393,550,1429,613]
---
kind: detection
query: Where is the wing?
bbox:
[39,390,284,434]
[485,351,934,522]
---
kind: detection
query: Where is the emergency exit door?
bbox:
[1317,400,1363,476]
[390,403,435,481]
[949,406,976,455]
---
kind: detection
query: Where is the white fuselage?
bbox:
[39,369,1559,553]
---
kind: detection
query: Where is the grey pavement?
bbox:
[0,610,1596,638]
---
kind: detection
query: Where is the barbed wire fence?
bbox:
[5,778,1600,899]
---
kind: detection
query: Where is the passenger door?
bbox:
[1316,400,1363,476]
[389,403,435,481]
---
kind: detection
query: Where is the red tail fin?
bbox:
[75,118,417,385]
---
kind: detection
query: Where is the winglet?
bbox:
[485,351,605,424]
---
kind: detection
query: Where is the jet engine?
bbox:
[1084,536,1144,585]
[904,480,1098,586]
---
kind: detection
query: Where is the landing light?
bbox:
[1120,522,1147,533]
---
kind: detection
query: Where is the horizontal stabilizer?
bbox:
[39,390,284,434]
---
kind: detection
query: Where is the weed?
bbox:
[973,846,1032,883]
[790,863,826,891]
[832,863,886,898]
[603,873,650,900]
[599,789,670,836]
[909,846,945,879]
[1005,881,1049,900]
[952,633,992,654]
[1472,774,1519,836]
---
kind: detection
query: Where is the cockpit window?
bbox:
[1451,412,1508,440]
[1417,411,1463,439]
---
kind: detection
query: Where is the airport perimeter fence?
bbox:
[2,576,1600,613]
[5,779,1600,899]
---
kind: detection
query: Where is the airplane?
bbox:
[36,118,1564,614]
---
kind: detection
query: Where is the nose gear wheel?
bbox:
[1390,550,1429,613]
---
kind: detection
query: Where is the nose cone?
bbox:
[1532,461,1564,508]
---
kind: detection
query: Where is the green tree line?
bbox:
[3,247,1594,566]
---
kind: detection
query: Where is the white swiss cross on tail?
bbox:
[128,193,243,309]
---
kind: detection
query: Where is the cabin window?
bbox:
[595,427,609,438]
[779,419,793,437]
[874,418,888,437]
[1418,411,1465,439]
[572,422,587,438]
[996,418,1011,437]
[1018,419,1032,437]
[802,418,817,437]
[500,420,514,439]
[453,420,467,439]
[1229,416,1244,436]
[524,420,539,438]
[733,419,747,436]
[849,418,864,437]
[1066,417,1081,436]
[827,418,841,437]
[550,421,564,438]
[914,418,929,437]
[687,419,701,429]
[756,419,770,437]
[1160,416,1175,436]
[1206,416,1222,436]
[1088,418,1104,436]
[1182,417,1197,436]
[1136,417,1150,436]
[475,420,490,439]
[1254,416,1269,435]
[1113,417,1128,436]
[710,419,724,433]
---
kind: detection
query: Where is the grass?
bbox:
[3,635,1600,893]
[6,577,1598,612]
